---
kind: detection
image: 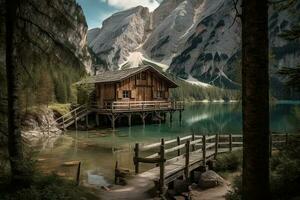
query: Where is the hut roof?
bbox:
[78,65,178,88]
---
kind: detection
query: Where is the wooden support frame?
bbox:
[184,140,190,180]
[214,134,219,159]
[159,144,165,194]
[202,135,206,169]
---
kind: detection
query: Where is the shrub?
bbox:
[215,150,242,172]
[0,174,99,200]
[226,137,300,200]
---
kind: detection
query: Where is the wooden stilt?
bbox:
[74,110,78,130]
[179,111,182,123]
[85,115,89,130]
[169,112,173,123]
[128,114,132,127]
[134,143,139,174]
[96,114,99,127]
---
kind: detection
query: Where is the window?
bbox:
[123,90,131,98]
[141,72,147,80]
[157,91,163,98]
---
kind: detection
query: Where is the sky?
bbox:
[76,0,161,30]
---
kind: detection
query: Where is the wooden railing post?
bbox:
[192,133,195,151]
[184,140,190,180]
[159,143,165,194]
[214,134,219,159]
[269,133,273,157]
[229,133,232,152]
[177,136,181,156]
[74,109,78,129]
[76,161,81,186]
[62,117,65,131]
[202,135,206,168]
[134,143,139,174]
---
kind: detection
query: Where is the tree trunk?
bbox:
[242,0,270,199]
[6,0,28,186]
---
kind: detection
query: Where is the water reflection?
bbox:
[37,102,300,187]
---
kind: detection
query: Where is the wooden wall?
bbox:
[95,68,171,107]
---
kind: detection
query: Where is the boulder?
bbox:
[198,170,224,189]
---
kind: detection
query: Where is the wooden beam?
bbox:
[202,135,206,169]
[184,140,190,180]
[134,143,139,174]
[177,136,181,156]
[159,144,165,194]
[214,134,219,159]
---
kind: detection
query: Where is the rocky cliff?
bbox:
[88,0,300,99]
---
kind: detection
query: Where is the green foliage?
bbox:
[226,137,300,200]
[215,150,242,172]
[76,84,95,105]
[225,175,242,200]
[278,66,300,91]
[169,76,240,101]
[48,103,71,116]
[0,174,99,200]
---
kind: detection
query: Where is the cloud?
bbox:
[101,0,160,11]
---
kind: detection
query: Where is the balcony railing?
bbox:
[89,101,184,112]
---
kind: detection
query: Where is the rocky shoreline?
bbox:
[21,107,62,147]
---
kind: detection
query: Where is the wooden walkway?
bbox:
[54,101,184,130]
[131,133,289,194]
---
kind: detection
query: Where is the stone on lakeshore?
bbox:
[198,170,224,189]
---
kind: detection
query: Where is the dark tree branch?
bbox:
[229,0,242,28]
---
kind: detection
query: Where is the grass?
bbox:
[48,103,71,116]
[215,150,243,173]
[0,173,100,200]
[225,136,300,200]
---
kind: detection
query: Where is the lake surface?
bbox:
[37,101,300,187]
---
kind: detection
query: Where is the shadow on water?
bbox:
[36,102,300,187]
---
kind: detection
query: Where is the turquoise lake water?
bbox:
[37,101,300,186]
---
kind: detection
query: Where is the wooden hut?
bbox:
[81,65,184,128]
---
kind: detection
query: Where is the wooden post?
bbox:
[141,113,145,126]
[128,114,132,127]
[159,143,165,194]
[184,140,190,180]
[192,133,195,151]
[269,133,272,157]
[177,136,181,156]
[74,110,78,129]
[285,132,288,146]
[169,112,173,123]
[62,117,65,131]
[76,161,81,186]
[96,114,99,127]
[229,133,232,152]
[85,115,89,129]
[111,115,115,129]
[179,111,182,123]
[202,135,206,168]
[156,138,165,167]
[214,134,219,159]
[134,143,139,174]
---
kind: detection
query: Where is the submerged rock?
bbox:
[198,170,224,189]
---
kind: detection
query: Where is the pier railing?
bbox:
[133,133,293,193]
[90,100,184,112]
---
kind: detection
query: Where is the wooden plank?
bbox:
[165,143,186,154]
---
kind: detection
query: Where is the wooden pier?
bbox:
[132,133,291,194]
[54,101,184,130]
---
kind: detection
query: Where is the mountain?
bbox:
[0,0,92,104]
[87,0,300,99]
